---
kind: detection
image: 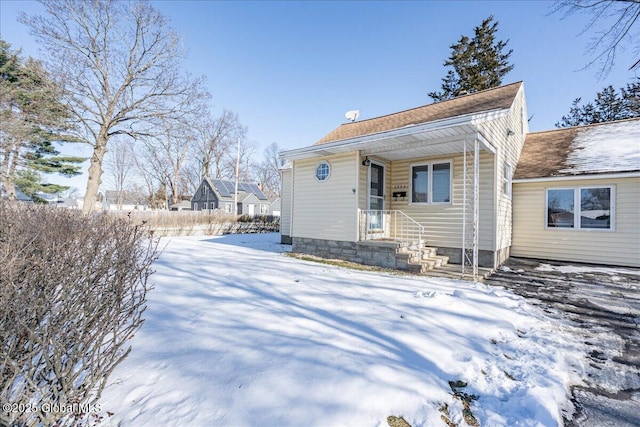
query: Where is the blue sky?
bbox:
[1,0,637,194]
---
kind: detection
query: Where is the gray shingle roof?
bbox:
[207,178,268,200]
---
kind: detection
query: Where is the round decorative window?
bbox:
[315,161,331,181]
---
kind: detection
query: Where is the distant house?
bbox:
[56,197,83,209]
[103,190,150,211]
[269,197,281,216]
[0,185,34,203]
[511,118,640,267]
[169,200,192,211]
[191,178,269,215]
[280,82,640,273]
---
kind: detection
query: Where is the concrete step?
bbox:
[423,255,449,266]
[396,252,422,264]
[421,247,439,258]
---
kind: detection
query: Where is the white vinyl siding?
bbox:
[388,152,495,251]
[292,152,358,242]
[478,85,528,255]
[512,177,640,267]
[280,169,292,236]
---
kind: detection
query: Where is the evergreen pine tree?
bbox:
[556,78,640,127]
[429,16,514,102]
[0,39,84,201]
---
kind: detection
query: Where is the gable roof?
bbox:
[515,118,640,180]
[315,82,523,145]
[205,178,268,200]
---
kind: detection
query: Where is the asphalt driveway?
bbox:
[484,257,640,427]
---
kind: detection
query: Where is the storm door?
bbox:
[368,162,385,236]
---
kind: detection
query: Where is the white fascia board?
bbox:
[477,131,496,155]
[513,171,640,184]
[281,108,509,161]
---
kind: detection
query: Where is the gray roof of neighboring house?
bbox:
[515,118,640,180]
[315,82,523,145]
[15,187,33,202]
[205,178,268,201]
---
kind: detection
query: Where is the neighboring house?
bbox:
[240,192,265,216]
[191,178,269,215]
[280,82,529,275]
[56,197,83,209]
[169,200,192,211]
[0,185,34,202]
[269,197,281,216]
[511,118,640,267]
[103,190,150,211]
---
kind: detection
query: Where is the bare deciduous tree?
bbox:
[0,202,157,426]
[20,0,207,212]
[141,117,196,206]
[131,144,163,209]
[194,109,247,180]
[222,138,256,182]
[104,136,135,209]
[553,0,640,76]
[255,142,283,198]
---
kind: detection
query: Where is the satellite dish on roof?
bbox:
[345,110,360,122]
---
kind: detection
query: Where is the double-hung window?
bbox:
[546,186,613,230]
[411,161,451,204]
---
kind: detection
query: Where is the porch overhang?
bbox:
[280,108,505,162]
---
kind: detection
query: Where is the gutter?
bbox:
[513,171,640,184]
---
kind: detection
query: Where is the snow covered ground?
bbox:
[96,233,587,427]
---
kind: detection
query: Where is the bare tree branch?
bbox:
[19,0,210,212]
[552,0,640,76]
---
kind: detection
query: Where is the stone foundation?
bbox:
[293,237,503,270]
[292,237,409,270]
[280,234,292,245]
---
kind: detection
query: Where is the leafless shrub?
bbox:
[0,202,157,426]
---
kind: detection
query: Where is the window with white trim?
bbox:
[504,162,512,198]
[260,204,269,214]
[225,203,232,213]
[315,161,330,181]
[411,161,451,203]
[546,186,613,230]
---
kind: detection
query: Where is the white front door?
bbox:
[368,162,385,237]
[248,204,255,216]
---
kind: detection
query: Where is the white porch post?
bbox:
[462,139,479,281]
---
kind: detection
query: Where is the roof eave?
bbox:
[513,171,640,183]
[281,108,509,161]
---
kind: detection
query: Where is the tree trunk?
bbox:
[1,146,18,200]
[83,137,107,213]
